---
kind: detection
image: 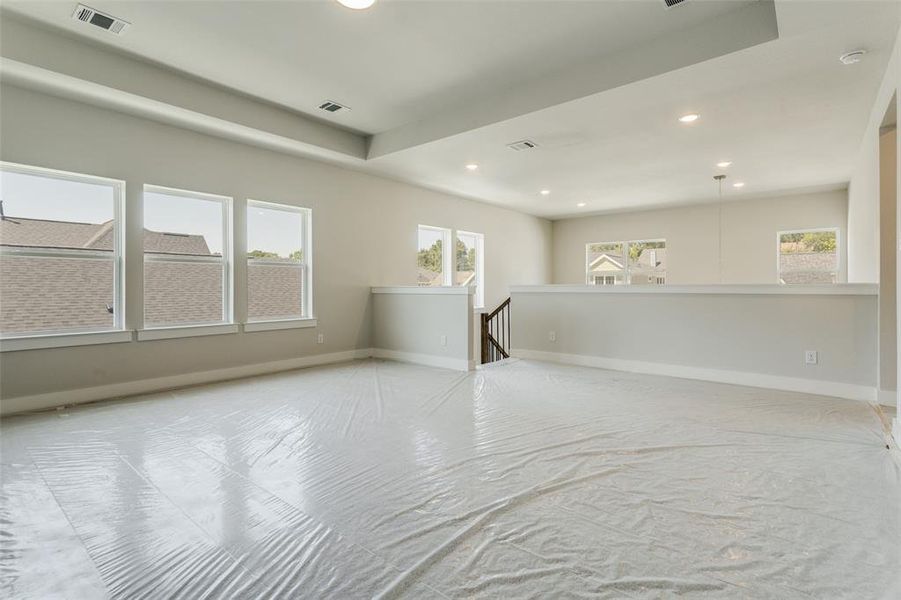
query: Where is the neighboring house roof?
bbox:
[0,217,210,254]
[0,216,299,333]
[144,230,211,255]
[455,271,475,286]
[418,267,442,286]
[0,217,109,250]
[588,248,667,273]
[417,268,475,287]
[588,253,624,272]
[779,252,837,284]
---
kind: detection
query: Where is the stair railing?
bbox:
[480,297,511,364]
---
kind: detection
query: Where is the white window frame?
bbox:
[246,199,313,324]
[418,224,452,286]
[585,238,666,285]
[142,184,233,329]
[776,227,840,284]
[0,161,126,340]
[457,230,485,309]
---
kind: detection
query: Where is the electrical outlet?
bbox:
[317,333,324,344]
[440,335,447,347]
[549,331,556,342]
[805,350,817,365]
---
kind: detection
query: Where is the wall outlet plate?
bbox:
[440,335,447,347]
[317,333,324,344]
[549,331,557,342]
[805,350,818,365]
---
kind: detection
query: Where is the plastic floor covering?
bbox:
[1,358,899,599]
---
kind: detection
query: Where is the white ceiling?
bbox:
[2,1,900,219]
[371,1,901,217]
[1,0,761,134]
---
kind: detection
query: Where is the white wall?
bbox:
[552,190,848,284]
[511,286,878,402]
[0,84,551,400]
[371,288,473,371]
[879,128,897,396]
[848,26,901,445]
[848,30,901,284]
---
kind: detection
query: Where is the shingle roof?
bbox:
[0,216,211,254]
[143,230,211,255]
[0,216,301,332]
[0,217,108,250]
[779,252,837,284]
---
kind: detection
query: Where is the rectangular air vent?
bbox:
[662,0,688,8]
[72,4,130,35]
[318,100,349,113]
[506,139,539,152]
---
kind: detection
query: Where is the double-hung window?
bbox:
[777,229,838,284]
[143,185,232,328]
[417,225,452,287]
[247,200,312,321]
[0,163,125,338]
[417,225,485,307]
[456,230,484,308]
[586,239,666,285]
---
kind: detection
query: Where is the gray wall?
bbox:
[511,289,877,390]
[0,84,552,399]
[552,190,849,285]
[372,290,473,368]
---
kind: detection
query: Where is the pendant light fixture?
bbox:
[714,174,726,283]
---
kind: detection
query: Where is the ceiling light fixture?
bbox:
[678,113,700,123]
[577,202,586,207]
[716,161,732,168]
[540,190,550,196]
[733,182,745,188]
[336,0,377,9]
[465,163,479,171]
[839,50,866,65]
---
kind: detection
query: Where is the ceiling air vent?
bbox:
[72,4,130,35]
[506,139,539,152]
[662,0,688,8]
[318,100,349,113]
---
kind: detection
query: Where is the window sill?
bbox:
[137,323,239,341]
[0,330,132,352]
[244,318,317,332]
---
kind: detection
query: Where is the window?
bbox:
[247,200,311,321]
[778,229,838,284]
[586,239,666,285]
[417,225,451,287]
[143,185,231,328]
[0,163,124,337]
[456,230,484,308]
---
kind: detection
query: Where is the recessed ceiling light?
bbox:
[465,163,479,171]
[336,0,376,9]
[840,50,866,65]
[540,190,550,196]
[717,161,732,168]
[733,182,745,188]
[577,202,586,207]
[678,113,700,123]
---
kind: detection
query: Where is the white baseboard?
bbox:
[878,389,897,407]
[372,348,473,372]
[1,348,373,416]
[1,347,476,416]
[511,349,879,404]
